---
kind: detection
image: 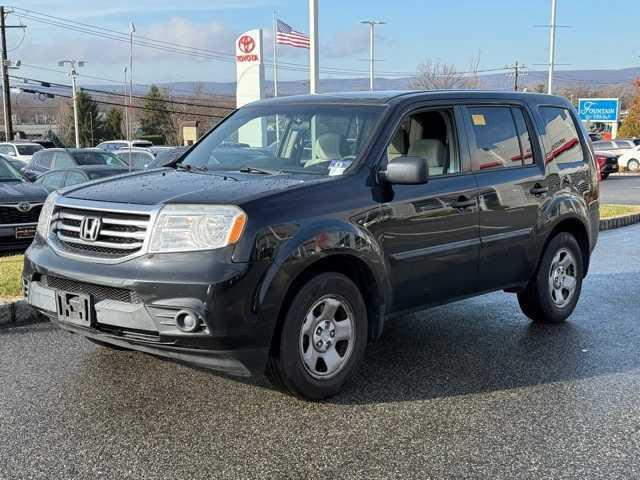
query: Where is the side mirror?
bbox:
[379,156,429,185]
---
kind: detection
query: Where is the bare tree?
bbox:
[411,57,481,91]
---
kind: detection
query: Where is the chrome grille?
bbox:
[41,275,142,303]
[0,204,43,225]
[51,206,150,259]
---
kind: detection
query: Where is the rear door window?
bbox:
[65,171,87,186]
[35,151,53,168]
[39,171,67,189]
[465,106,522,170]
[539,107,585,164]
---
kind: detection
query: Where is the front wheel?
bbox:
[627,159,639,173]
[518,232,584,323]
[266,272,368,400]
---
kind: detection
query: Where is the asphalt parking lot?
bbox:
[2,224,640,479]
[600,174,640,205]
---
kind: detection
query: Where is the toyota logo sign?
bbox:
[238,35,255,54]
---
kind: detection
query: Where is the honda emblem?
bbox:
[79,216,102,242]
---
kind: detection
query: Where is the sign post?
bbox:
[578,98,619,139]
[235,29,266,146]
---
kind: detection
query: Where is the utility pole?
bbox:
[308,0,319,94]
[123,66,130,146]
[547,0,557,94]
[1,7,26,141]
[59,60,85,148]
[506,61,527,91]
[361,20,386,91]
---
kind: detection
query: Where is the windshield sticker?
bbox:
[328,160,352,176]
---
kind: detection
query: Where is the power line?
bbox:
[10,74,236,110]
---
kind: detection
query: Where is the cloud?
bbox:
[323,26,374,59]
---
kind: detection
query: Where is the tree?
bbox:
[618,79,640,138]
[59,91,103,147]
[140,85,171,141]
[410,57,482,91]
[103,107,124,140]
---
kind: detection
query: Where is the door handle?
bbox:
[451,196,476,209]
[530,184,549,195]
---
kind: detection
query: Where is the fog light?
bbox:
[175,310,201,333]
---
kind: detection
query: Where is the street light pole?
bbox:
[360,20,385,91]
[129,21,135,172]
[59,60,84,148]
[308,0,319,94]
[547,0,557,95]
[123,66,129,145]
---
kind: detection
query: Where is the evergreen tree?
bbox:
[619,79,640,138]
[140,85,171,141]
[103,107,124,140]
[62,91,104,147]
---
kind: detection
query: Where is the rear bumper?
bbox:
[23,236,275,376]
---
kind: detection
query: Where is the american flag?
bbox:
[276,19,310,49]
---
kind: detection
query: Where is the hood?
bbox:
[0,180,49,203]
[63,168,325,205]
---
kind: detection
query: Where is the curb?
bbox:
[599,213,640,231]
[0,299,48,328]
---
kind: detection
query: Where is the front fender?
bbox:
[252,218,390,342]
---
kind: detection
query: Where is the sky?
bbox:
[7,0,640,88]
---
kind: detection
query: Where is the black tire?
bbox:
[627,159,639,173]
[518,232,584,324]
[86,337,130,351]
[266,272,368,400]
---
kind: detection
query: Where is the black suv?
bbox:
[24,91,599,400]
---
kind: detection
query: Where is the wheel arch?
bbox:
[543,217,591,277]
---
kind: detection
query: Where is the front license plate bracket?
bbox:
[56,291,93,327]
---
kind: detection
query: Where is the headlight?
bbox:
[149,204,247,253]
[36,192,58,238]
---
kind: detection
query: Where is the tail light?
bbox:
[595,154,606,181]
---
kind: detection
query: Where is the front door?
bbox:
[372,107,480,311]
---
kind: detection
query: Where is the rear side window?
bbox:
[39,171,66,189]
[593,141,613,150]
[466,106,525,170]
[539,107,584,164]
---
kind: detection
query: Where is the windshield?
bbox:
[72,151,127,167]
[16,144,43,155]
[181,104,384,176]
[0,157,23,181]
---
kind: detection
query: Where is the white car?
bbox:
[617,145,640,172]
[592,139,636,156]
[96,140,153,152]
[0,141,44,163]
[113,147,156,170]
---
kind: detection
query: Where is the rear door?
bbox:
[462,103,547,290]
[372,105,480,311]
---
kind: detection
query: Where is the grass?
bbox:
[0,203,638,301]
[0,254,24,300]
[599,204,640,220]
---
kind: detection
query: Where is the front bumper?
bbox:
[23,236,274,376]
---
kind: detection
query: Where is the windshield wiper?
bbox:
[238,166,280,175]
[175,163,208,172]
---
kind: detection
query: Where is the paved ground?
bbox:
[2,225,640,479]
[600,174,640,205]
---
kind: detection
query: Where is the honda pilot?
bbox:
[24,91,599,400]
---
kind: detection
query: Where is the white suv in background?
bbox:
[0,141,44,165]
[96,140,153,152]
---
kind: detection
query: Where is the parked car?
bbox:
[22,148,127,181]
[0,141,44,163]
[149,146,178,157]
[23,91,599,400]
[592,139,636,156]
[35,166,130,192]
[32,140,58,149]
[588,132,601,142]
[594,151,619,179]
[113,148,155,170]
[144,146,188,169]
[96,140,153,152]
[0,155,49,251]
[0,153,27,172]
[616,145,640,172]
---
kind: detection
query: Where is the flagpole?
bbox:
[272,12,279,97]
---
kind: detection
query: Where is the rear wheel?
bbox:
[518,232,584,324]
[627,159,639,173]
[266,272,367,400]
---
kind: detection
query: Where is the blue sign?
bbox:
[578,98,619,122]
